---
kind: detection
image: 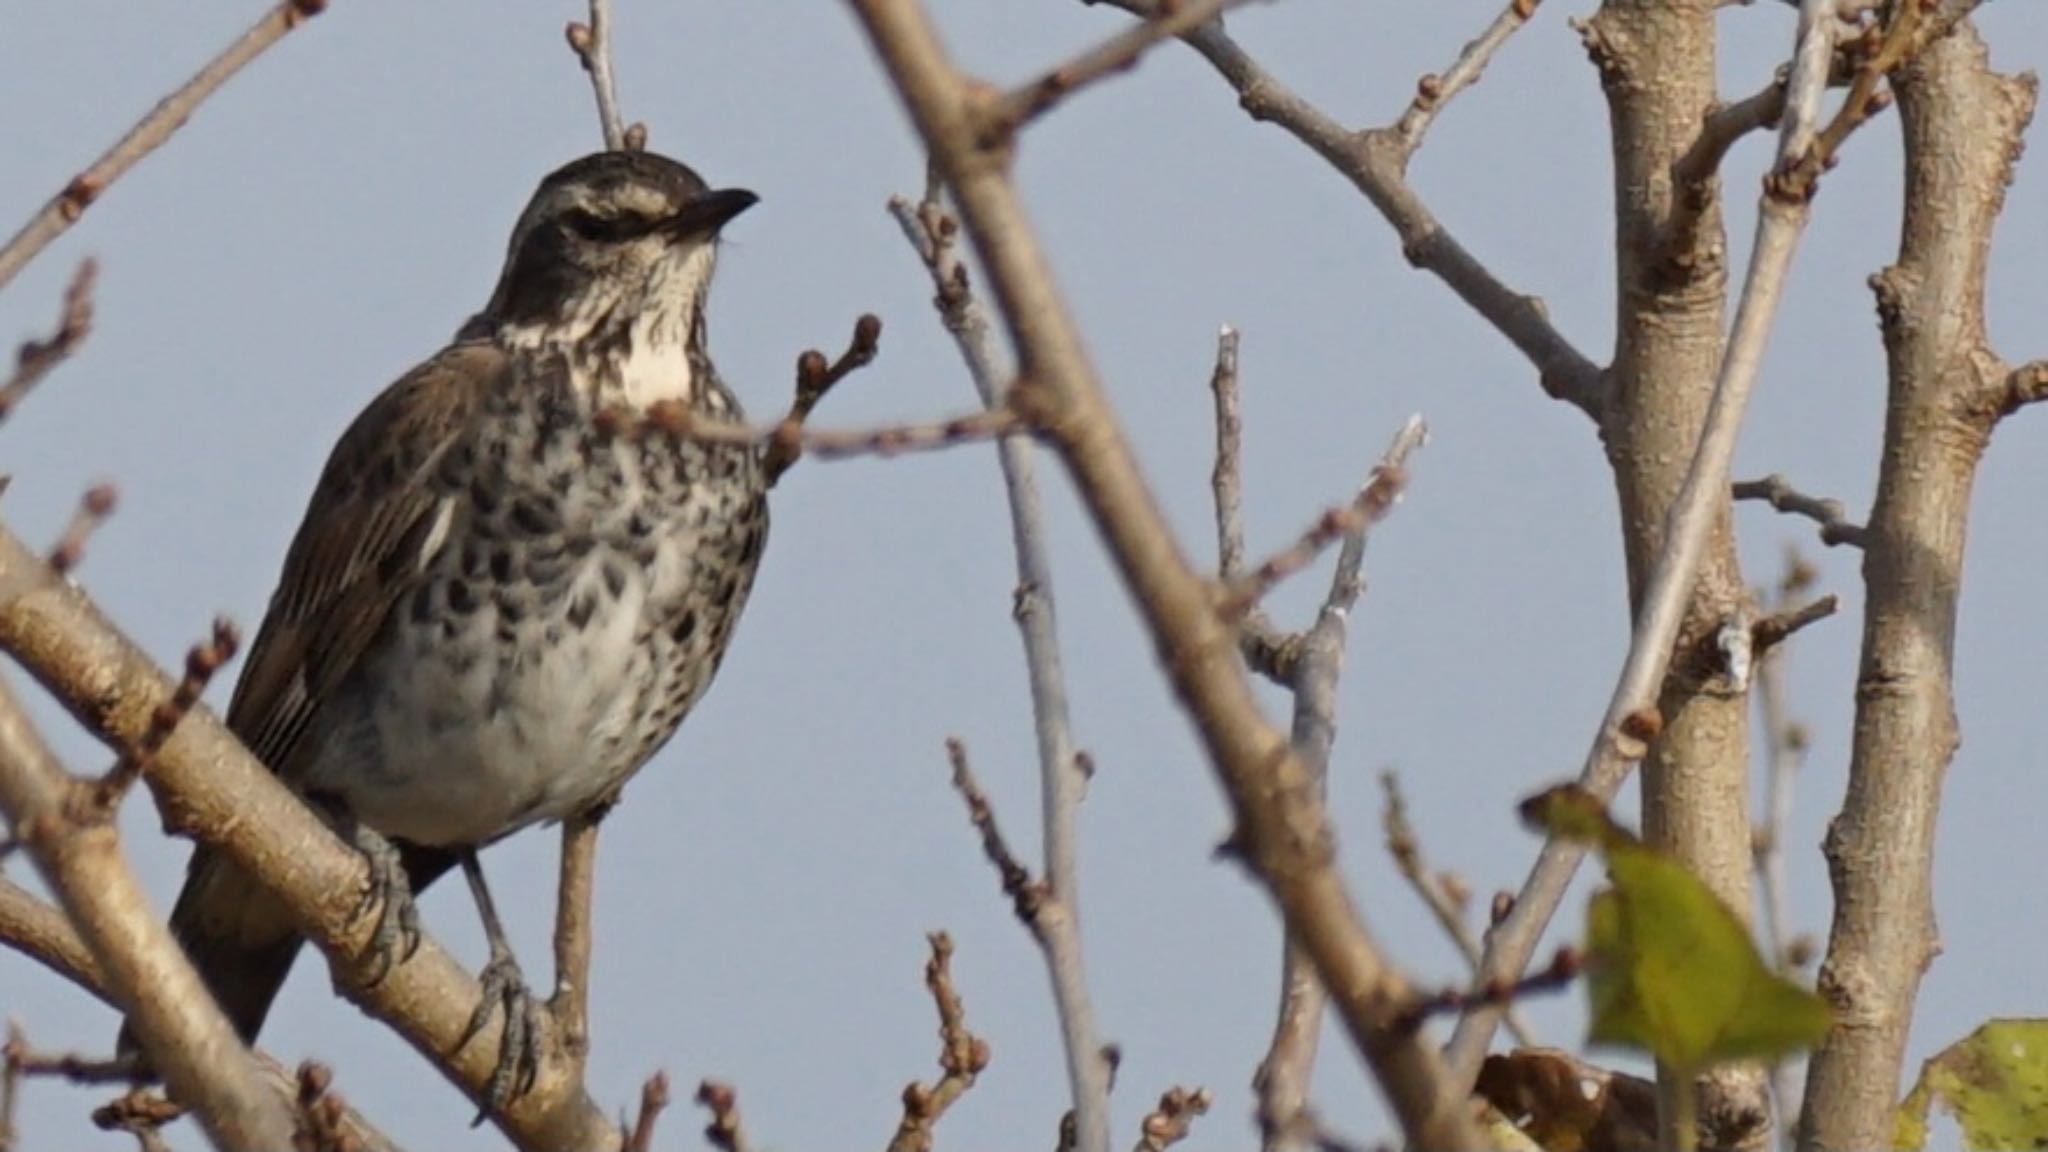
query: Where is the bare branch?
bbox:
[1134,1086,1212,1151]
[0,2,328,294]
[600,395,1022,464]
[692,1074,741,1147]
[1077,0,1603,416]
[1751,593,1838,656]
[0,524,620,1149]
[0,675,292,1149]
[1203,328,1296,684]
[1387,0,1542,157]
[886,933,989,1152]
[1450,0,1848,1086]
[0,260,97,423]
[1734,473,1866,547]
[92,617,238,813]
[851,3,1479,1145]
[990,0,1257,136]
[1379,772,1535,1047]
[1753,551,1818,1144]
[564,0,631,151]
[762,314,885,486]
[1219,418,1425,617]
[1991,358,2048,415]
[893,191,1111,1152]
[42,483,118,578]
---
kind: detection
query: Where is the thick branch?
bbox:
[1799,22,2037,1152]
[0,525,618,1151]
[0,677,292,1150]
[847,4,1480,1147]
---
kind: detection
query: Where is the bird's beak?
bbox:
[664,188,759,239]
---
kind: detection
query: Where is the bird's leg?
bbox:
[454,850,545,1119]
[320,803,422,984]
[550,795,618,1067]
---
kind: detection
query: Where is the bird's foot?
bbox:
[345,823,421,984]
[457,942,545,1121]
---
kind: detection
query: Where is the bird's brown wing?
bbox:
[227,339,505,778]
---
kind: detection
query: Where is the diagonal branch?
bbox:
[0,525,620,1151]
[0,260,98,423]
[848,3,1481,1147]
[990,0,1259,136]
[0,0,329,296]
[1076,0,1604,418]
[1734,473,1866,547]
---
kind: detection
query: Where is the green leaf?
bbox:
[1895,1019,2048,1151]
[1529,786,1833,1073]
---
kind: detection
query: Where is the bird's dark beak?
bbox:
[665,188,759,239]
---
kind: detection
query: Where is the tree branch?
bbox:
[891,192,1113,1152]
[848,4,1480,1146]
[1078,0,1604,417]
[564,0,631,151]
[0,0,328,295]
[0,525,620,1151]
[1733,473,1866,547]
[0,260,97,423]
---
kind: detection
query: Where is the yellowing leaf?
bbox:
[1895,1019,2048,1151]
[1526,785,1833,1073]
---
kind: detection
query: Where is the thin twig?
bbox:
[1380,773,1535,1047]
[0,260,98,423]
[1395,946,1580,1033]
[623,1073,672,1152]
[1077,0,1603,416]
[1204,327,1295,683]
[600,397,1025,462]
[886,933,990,1152]
[989,0,1257,136]
[1134,1086,1212,1151]
[92,617,238,813]
[893,190,1112,1152]
[1751,594,1838,656]
[1218,418,1424,617]
[691,1079,741,1152]
[43,484,118,577]
[1734,473,1865,547]
[0,1,329,295]
[564,0,631,151]
[946,738,1044,923]
[762,314,884,486]
[1387,0,1542,157]
[1753,551,1816,1150]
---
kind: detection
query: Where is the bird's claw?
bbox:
[346,824,421,984]
[457,947,545,1121]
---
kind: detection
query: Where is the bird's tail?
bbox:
[115,846,302,1063]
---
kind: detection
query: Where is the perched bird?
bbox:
[116,151,769,1108]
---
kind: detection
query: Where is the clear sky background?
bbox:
[3,2,2044,1148]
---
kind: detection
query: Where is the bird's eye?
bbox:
[560,209,647,243]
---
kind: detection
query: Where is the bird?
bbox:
[116,150,770,1111]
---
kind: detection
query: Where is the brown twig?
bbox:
[1134,1086,1212,1151]
[1734,473,1865,547]
[762,314,885,486]
[1218,417,1424,618]
[1771,0,1918,201]
[1205,327,1296,684]
[0,1023,20,1152]
[1077,0,1602,415]
[564,0,634,151]
[290,1062,354,1152]
[989,0,1257,138]
[92,617,238,813]
[42,483,118,577]
[0,260,98,423]
[549,803,608,1078]
[848,3,1479,1146]
[0,1,329,295]
[1396,946,1580,1034]
[945,738,1043,922]
[600,393,1014,467]
[886,933,990,1152]
[1751,593,1838,657]
[691,1079,740,1152]
[890,190,1113,1150]
[1387,0,1542,158]
[1379,773,1535,1047]
[621,1073,671,1152]
[1991,358,2048,415]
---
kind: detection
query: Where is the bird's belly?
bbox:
[308,546,676,848]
